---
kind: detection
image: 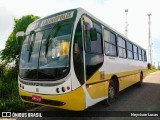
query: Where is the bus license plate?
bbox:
[32,95,42,102]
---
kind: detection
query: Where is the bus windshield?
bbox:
[39,23,71,69]
[19,23,73,80]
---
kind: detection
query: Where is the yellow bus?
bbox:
[17,8,147,111]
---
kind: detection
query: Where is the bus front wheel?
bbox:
[103,80,118,106]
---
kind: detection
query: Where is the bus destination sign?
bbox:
[41,11,74,27]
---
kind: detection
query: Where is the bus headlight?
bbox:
[62,87,66,92]
[56,88,60,93]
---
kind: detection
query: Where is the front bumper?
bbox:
[19,86,85,111]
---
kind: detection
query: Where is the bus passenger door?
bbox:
[82,15,105,99]
[73,19,85,86]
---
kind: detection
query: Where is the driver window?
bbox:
[83,16,102,54]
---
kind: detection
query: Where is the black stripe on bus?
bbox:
[86,79,110,86]
[118,72,140,78]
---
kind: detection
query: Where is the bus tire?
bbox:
[137,72,143,87]
[104,79,117,106]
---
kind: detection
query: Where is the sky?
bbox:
[0,0,160,66]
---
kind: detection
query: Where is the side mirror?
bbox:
[90,28,97,41]
[16,31,25,38]
[16,31,25,46]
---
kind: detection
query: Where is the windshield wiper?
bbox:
[45,23,61,57]
[28,31,36,61]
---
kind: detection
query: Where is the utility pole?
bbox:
[125,9,128,37]
[148,13,152,66]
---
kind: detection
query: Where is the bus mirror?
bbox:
[16,31,25,38]
[90,28,97,41]
[16,31,25,48]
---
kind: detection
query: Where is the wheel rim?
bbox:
[109,86,115,99]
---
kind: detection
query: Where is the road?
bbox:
[19,71,160,119]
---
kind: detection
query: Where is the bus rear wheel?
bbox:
[137,72,143,87]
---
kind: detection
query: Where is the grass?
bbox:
[148,69,159,73]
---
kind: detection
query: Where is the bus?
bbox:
[17,8,147,111]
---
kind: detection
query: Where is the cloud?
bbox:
[0,41,5,50]
[0,6,14,42]
[0,0,160,64]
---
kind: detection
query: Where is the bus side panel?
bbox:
[118,71,140,91]
[86,71,109,99]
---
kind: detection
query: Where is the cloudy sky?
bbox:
[0,0,160,66]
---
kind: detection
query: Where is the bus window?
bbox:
[144,51,147,61]
[95,33,103,53]
[38,23,73,79]
[133,45,138,60]
[74,21,83,53]
[127,42,133,59]
[104,29,117,56]
[118,37,126,58]
[19,31,44,79]
[138,48,142,61]
[84,16,102,54]
[142,50,145,61]
[83,15,103,80]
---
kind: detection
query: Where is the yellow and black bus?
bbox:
[17,8,147,111]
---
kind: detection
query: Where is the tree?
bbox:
[0,15,39,67]
[0,61,5,78]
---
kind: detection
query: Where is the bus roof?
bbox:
[76,8,146,51]
[26,7,146,51]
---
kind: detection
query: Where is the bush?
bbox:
[0,66,37,111]
[3,66,18,80]
[0,79,25,111]
[0,79,17,98]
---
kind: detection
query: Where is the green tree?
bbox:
[0,15,39,67]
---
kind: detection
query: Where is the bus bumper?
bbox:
[19,86,85,111]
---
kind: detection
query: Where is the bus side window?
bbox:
[127,41,133,59]
[84,16,102,54]
[85,26,91,52]
[138,48,142,61]
[142,50,144,61]
[133,45,138,60]
[92,32,102,53]
[83,15,103,80]
[118,37,127,58]
[104,29,117,56]
[144,51,147,61]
